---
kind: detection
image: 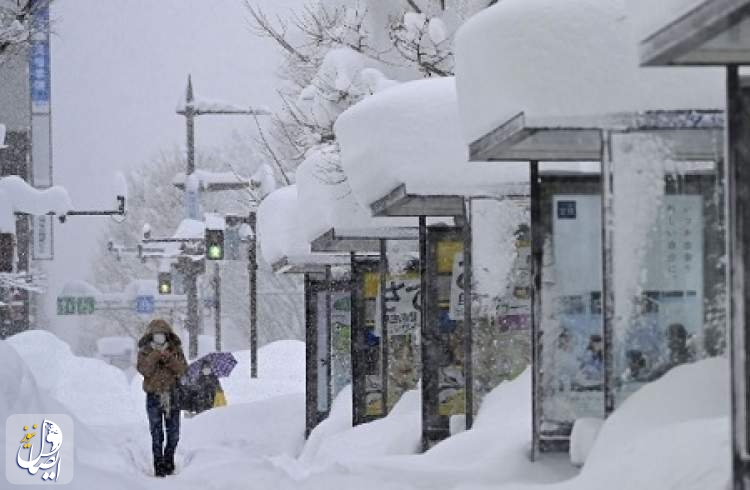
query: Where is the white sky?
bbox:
[46,0,299,322]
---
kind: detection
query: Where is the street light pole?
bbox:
[183,75,200,359]
[249,211,258,378]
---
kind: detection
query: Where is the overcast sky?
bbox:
[47,0,298,323]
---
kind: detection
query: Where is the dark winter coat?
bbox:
[192,373,221,413]
[136,319,188,394]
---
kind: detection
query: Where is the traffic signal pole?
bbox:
[184,75,200,359]
[249,211,258,378]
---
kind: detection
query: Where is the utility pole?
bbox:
[176,74,269,361]
[248,211,258,378]
[213,262,221,351]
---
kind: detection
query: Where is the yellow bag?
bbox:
[213,388,227,408]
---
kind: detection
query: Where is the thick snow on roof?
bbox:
[0,176,72,232]
[629,0,706,42]
[257,185,310,265]
[295,147,414,242]
[335,77,528,210]
[454,0,725,144]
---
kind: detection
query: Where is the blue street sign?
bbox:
[135,295,155,314]
[29,2,51,112]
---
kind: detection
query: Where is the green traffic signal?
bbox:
[159,282,171,294]
[208,244,223,260]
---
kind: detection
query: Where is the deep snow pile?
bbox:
[0,340,148,490]
[301,387,422,469]
[6,329,139,426]
[454,0,724,143]
[335,76,528,210]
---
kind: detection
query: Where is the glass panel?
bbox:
[470,198,531,414]
[316,292,329,412]
[435,234,466,417]
[538,168,603,447]
[610,133,725,408]
[363,269,384,417]
[330,289,352,399]
[379,240,421,411]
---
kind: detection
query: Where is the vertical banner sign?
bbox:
[31,215,53,260]
[29,0,53,187]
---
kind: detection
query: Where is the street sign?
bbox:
[135,295,155,314]
[56,296,95,316]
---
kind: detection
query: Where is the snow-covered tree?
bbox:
[246,0,493,179]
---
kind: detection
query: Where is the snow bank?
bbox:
[299,384,353,465]
[335,77,528,211]
[257,185,310,265]
[338,369,573,488]
[295,147,414,242]
[0,340,148,489]
[220,340,306,405]
[181,393,305,464]
[308,388,421,468]
[454,0,724,143]
[7,330,139,426]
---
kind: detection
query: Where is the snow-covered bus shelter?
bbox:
[258,185,352,435]
[631,0,750,486]
[455,0,727,457]
[336,76,530,450]
[297,154,421,424]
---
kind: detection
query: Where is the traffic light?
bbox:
[0,233,14,273]
[158,272,172,295]
[205,229,224,260]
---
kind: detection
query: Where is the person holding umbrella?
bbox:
[182,352,237,414]
[137,319,187,478]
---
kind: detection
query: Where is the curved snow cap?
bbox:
[454,0,725,144]
[295,146,414,242]
[257,185,309,265]
[335,76,528,210]
[0,176,72,232]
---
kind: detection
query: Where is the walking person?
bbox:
[137,319,188,477]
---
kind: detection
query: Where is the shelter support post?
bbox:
[304,273,317,438]
[601,132,615,416]
[463,198,474,429]
[325,265,333,411]
[379,239,390,414]
[530,161,541,462]
[727,65,750,490]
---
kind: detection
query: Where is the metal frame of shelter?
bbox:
[311,226,420,425]
[636,2,750,486]
[271,254,351,436]
[367,184,474,451]
[468,109,724,459]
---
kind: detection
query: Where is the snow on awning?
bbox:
[454,0,725,159]
[295,147,416,252]
[335,77,528,217]
[257,185,350,273]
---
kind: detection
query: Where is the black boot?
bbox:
[153,455,165,478]
[163,449,175,476]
